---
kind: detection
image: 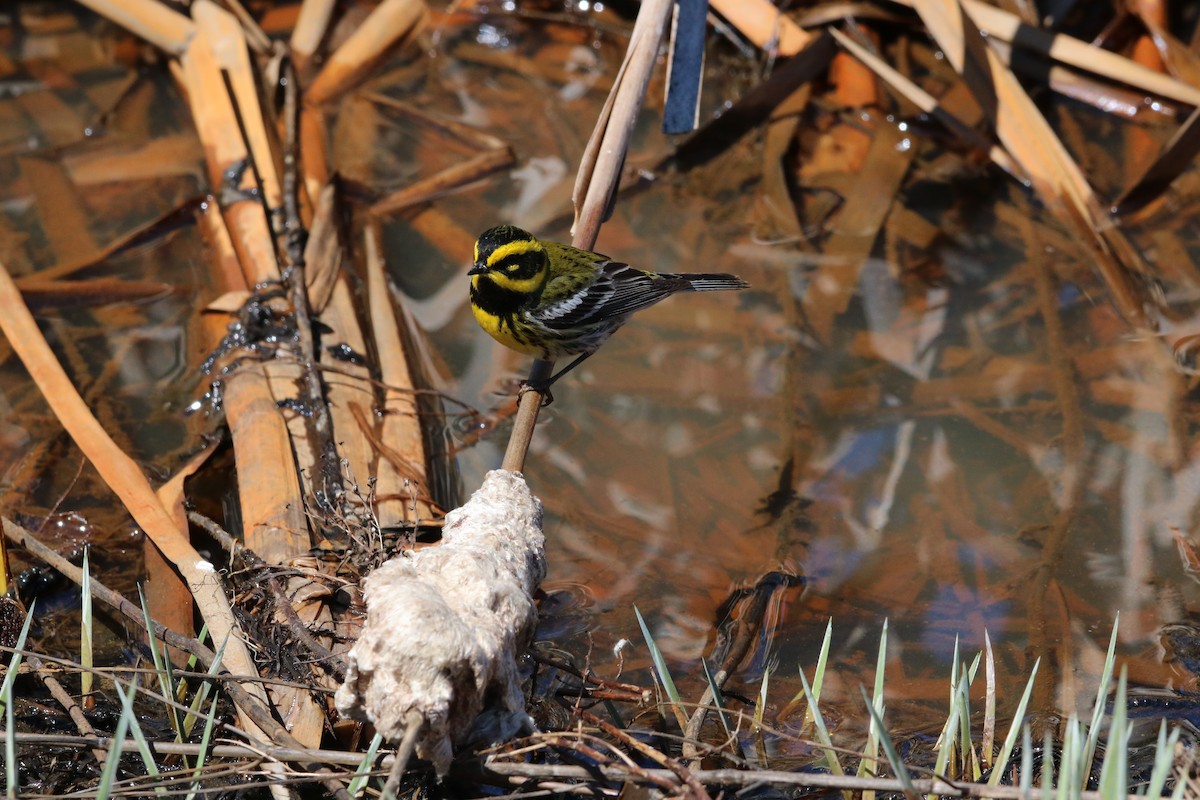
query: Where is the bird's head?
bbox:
[470,225,549,293]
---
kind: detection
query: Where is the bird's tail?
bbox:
[673,273,750,292]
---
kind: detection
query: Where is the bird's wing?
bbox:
[533,254,682,329]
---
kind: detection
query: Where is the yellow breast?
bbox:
[471,298,543,356]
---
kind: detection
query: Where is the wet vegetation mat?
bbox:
[5,0,1200,797]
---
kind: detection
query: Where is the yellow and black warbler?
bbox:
[469,225,748,386]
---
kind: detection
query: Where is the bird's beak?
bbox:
[468,263,488,276]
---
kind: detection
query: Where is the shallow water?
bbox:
[2,0,1200,769]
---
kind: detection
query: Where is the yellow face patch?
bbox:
[485,238,542,269]
[488,272,544,293]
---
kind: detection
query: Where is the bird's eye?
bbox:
[505,263,520,272]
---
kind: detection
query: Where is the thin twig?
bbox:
[25,652,108,765]
[482,760,1156,800]
[383,710,425,797]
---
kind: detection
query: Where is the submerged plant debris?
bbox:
[2,0,1200,796]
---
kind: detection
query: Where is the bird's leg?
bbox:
[520,351,595,405]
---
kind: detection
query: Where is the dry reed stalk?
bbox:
[300,106,332,211]
[371,147,516,215]
[911,0,1155,329]
[146,444,220,665]
[194,2,284,212]
[889,0,1200,107]
[365,224,436,527]
[62,135,204,186]
[291,0,338,69]
[318,275,377,494]
[72,0,195,55]
[1131,0,1168,73]
[828,28,1020,177]
[307,0,428,105]
[303,182,341,315]
[709,0,810,55]
[179,6,335,750]
[178,26,278,285]
[217,0,273,55]
[199,206,251,293]
[0,260,278,748]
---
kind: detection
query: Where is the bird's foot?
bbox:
[518,381,554,407]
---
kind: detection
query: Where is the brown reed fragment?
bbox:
[291,0,338,70]
[371,147,516,215]
[72,0,195,55]
[307,0,428,105]
[828,29,1020,178]
[365,224,437,528]
[667,33,837,173]
[147,443,219,661]
[1114,104,1200,216]
[15,278,176,309]
[19,156,99,266]
[579,709,713,800]
[304,183,341,314]
[319,274,378,497]
[194,2,284,215]
[217,0,273,55]
[709,0,810,56]
[63,134,204,186]
[888,0,1200,107]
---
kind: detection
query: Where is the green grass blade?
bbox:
[81,548,93,704]
[809,618,833,709]
[348,733,384,797]
[700,658,733,740]
[185,692,223,800]
[784,618,834,730]
[3,602,34,800]
[858,619,888,785]
[1058,716,1083,800]
[949,635,960,705]
[113,677,164,794]
[799,668,844,778]
[1041,729,1055,800]
[931,668,969,792]
[955,668,975,779]
[633,605,686,730]
[861,685,917,799]
[983,631,997,768]
[1018,724,1032,795]
[184,633,230,737]
[1098,667,1128,800]
[754,662,774,766]
[138,587,184,742]
[97,686,135,800]
[987,657,1040,786]
[1083,615,1119,786]
[1142,720,1181,800]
